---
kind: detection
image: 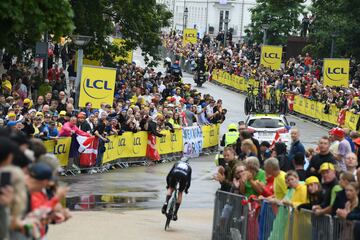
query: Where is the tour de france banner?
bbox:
[260,45,283,70]
[323,58,349,87]
[182,126,203,158]
[43,137,72,167]
[183,28,198,46]
[79,66,116,109]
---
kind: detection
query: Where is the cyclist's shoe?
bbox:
[161,204,167,215]
[172,214,178,221]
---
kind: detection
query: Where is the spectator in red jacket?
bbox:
[59,116,91,137]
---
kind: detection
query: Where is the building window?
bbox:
[219,10,229,32]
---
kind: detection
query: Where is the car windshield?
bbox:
[248,118,285,128]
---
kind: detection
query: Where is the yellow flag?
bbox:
[260,45,283,70]
[79,66,116,108]
[183,28,198,46]
[323,59,349,87]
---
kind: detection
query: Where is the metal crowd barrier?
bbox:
[212,190,359,240]
[212,190,248,240]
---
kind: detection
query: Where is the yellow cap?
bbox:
[23,98,31,104]
[36,112,44,117]
[305,176,320,185]
[319,162,335,173]
[59,111,66,116]
[7,112,16,118]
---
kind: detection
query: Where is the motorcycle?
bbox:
[194,70,206,87]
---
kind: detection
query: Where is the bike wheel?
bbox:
[164,197,175,231]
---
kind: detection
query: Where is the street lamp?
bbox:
[262,24,270,45]
[330,32,337,58]
[71,34,92,109]
[183,7,189,30]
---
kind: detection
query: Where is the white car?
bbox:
[245,114,295,147]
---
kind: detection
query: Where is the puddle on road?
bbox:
[65,191,159,211]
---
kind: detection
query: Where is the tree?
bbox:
[304,0,360,59]
[71,0,172,66]
[0,0,74,56]
[249,0,305,45]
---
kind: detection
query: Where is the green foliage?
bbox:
[305,0,360,59]
[71,0,172,66]
[248,0,305,45]
[0,0,74,56]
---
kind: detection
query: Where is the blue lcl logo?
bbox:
[85,79,112,90]
[327,68,347,74]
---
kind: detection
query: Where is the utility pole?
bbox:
[43,32,48,79]
[262,24,269,45]
[205,0,209,34]
[330,32,337,58]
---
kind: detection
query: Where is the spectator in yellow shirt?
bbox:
[282,170,308,207]
[264,158,287,200]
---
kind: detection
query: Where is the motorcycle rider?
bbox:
[170,60,182,81]
[194,53,206,85]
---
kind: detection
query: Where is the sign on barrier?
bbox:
[102,131,148,164]
[183,126,203,158]
[43,125,220,167]
[43,137,72,167]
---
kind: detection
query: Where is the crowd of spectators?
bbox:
[0,38,229,238]
[163,32,360,116]
[214,121,360,230]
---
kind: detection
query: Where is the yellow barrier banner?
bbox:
[323,59,349,87]
[183,28,198,46]
[157,129,183,154]
[43,137,72,167]
[260,45,283,70]
[113,38,133,63]
[102,131,148,163]
[345,111,360,130]
[79,66,116,109]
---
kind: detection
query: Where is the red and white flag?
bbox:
[337,109,346,126]
[77,136,98,167]
[146,134,160,161]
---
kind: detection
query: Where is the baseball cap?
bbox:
[28,109,36,114]
[7,112,16,118]
[23,98,31,104]
[77,112,86,118]
[305,176,320,185]
[36,112,44,117]
[329,127,345,138]
[28,162,53,181]
[7,121,18,127]
[319,162,335,173]
[59,111,66,116]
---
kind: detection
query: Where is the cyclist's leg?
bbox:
[173,176,187,220]
[162,175,176,214]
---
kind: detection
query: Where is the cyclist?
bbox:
[161,157,192,221]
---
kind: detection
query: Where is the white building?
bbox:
[157,0,257,40]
